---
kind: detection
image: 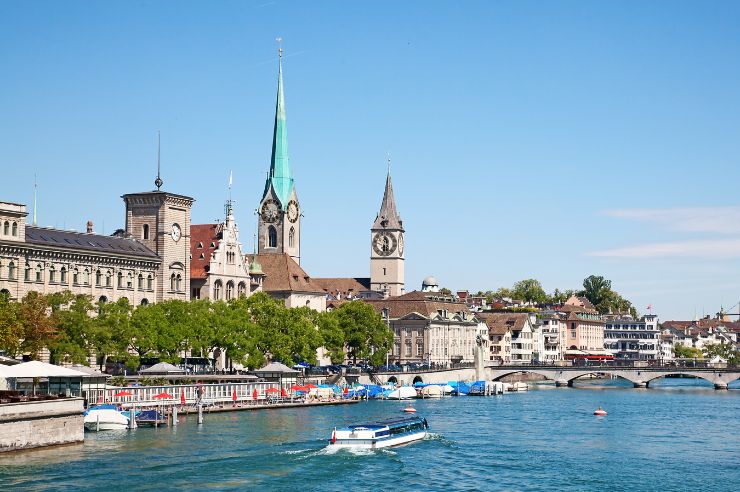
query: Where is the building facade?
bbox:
[560,297,607,358]
[604,314,660,360]
[369,169,405,298]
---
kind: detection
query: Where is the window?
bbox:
[143,224,149,240]
[417,342,424,357]
[126,273,133,289]
[192,288,201,299]
[2,221,8,235]
[35,265,42,283]
[106,271,112,287]
[11,222,17,236]
[176,274,182,291]
[405,340,412,356]
[268,226,277,248]
[170,273,176,291]
[140,298,149,306]
[138,274,143,290]
[288,227,295,248]
[60,266,66,284]
[83,269,90,285]
[24,264,31,282]
[226,281,234,300]
[117,272,123,288]
[145,274,152,290]
[73,269,79,285]
[238,282,246,297]
[213,280,222,300]
[98,296,107,305]
[49,266,55,283]
[383,267,387,276]
[96,270,102,286]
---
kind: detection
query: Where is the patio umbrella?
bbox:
[154,392,174,399]
[265,387,280,393]
[281,388,288,397]
[180,389,186,405]
[252,388,258,400]
[232,388,238,402]
[290,384,305,391]
[114,390,133,397]
[304,384,318,389]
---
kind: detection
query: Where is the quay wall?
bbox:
[0,398,84,453]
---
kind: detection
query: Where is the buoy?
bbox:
[403,405,417,413]
[594,407,607,416]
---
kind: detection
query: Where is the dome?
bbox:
[422,276,438,286]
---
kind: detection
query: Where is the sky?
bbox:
[1,1,740,320]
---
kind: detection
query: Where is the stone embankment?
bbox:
[0,398,84,453]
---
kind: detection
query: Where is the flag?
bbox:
[647,304,653,310]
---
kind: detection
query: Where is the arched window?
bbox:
[226,281,234,300]
[48,265,55,283]
[35,264,43,283]
[24,264,31,282]
[0,289,10,299]
[3,221,8,235]
[142,224,149,240]
[213,280,222,300]
[11,222,17,236]
[170,273,176,291]
[176,274,182,291]
[7,262,14,280]
[83,269,90,285]
[105,271,112,287]
[138,274,143,290]
[72,268,79,285]
[60,266,66,284]
[237,282,246,297]
[147,274,153,290]
[289,227,295,248]
[95,269,102,286]
[98,296,107,305]
[140,298,149,306]
[126,273,132,289]
[117,272,123,288]
[268,226,277,248]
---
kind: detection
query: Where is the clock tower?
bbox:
[257,48,301,264]
[370,168,405,297]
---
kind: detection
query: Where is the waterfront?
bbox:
[1,379,739,491]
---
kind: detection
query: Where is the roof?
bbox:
[478,312,529,334]
[139,362,185,375]
[246,253,325,294]
[263,56,294,206]
[190,224,220,279]
[69,364,108,377]
[564,295,597,311]
[24,226,158,259]
[371,171,403,230]
[3,361,88,378]
[313,277,371,297]
[366,290,473,320]
[253,361,299,374]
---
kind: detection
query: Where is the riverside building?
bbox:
[603,314,660,361]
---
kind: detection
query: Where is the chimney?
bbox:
[86,220,93,234]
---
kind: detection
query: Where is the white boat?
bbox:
[384,386,417,400]
[328,416,429,449]
[84,409,129,431]
[509,382,529,392]
[419,385,443,398]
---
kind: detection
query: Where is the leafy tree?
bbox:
[439,287,452,295]
[315,310,345,363]
[580,275,612,309]
[549,288,575,305]
[492,287,512,300]
[94,298,133,371]
[333,300,393,365]
[702,343,739,364]
[674,344,702,359]
[129,303,168,364]
[511,279,547,304]
[18,291,56,358]
[0,293,22,356]
[48,293,95,365]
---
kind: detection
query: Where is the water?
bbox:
[2,379,739,491]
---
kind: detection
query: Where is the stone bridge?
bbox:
[357,364,740,390]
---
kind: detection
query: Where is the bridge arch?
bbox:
[412,375,424,385]
[490,370,557,382]
[387,375,398,385]
[642,372,717,387]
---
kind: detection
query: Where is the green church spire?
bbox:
[264,48,294,206]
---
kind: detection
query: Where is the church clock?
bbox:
[287,200,299,223]
[260,199,280,223]
[372,231,397,256]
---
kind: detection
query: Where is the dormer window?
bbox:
[210,242,216,248]
[197,242,203,249]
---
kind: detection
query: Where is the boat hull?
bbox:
[84,422,128,431]
[331,430,427,449]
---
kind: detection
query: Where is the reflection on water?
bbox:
[0,379,738,491]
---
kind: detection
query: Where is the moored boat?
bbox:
[84,408,129,431]
[328,416,429,449]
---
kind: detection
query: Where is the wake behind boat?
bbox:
[328,416,429,449]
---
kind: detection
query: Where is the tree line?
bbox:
[0,291,394,371]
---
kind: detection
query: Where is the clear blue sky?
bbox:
[2,1,740,320]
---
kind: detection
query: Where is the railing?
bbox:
[489,361,738,370]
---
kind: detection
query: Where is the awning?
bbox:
[3,361,88,378]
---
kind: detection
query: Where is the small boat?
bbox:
[594,407,608,416]
[328,416,429,449]
[383,386,417,400]
[509,382,528,392]
[468,381,489,396]
[84,408,129,431]
[135,409,168,427]
[418,385,443,399]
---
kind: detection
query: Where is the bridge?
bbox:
[357,362,740,390]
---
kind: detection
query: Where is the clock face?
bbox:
[260,199,280,223]
[287,200,299,223]
[171,223,181,242]
[372,232,397,256]
[398,233,404,256]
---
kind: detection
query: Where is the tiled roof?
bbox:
[190,224,219,279]
[313,277,371,297]
[366,290,472,319]
[478,312,528,334]
[24,226,158,259]
[245,253,325,294]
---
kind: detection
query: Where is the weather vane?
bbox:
[276,37,283,58]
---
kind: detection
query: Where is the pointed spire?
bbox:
[264,40,294,206]
[155,130,163,191]
[372,159,403,230]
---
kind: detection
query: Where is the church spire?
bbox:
[372,158,403,230]
[264,43,294,206]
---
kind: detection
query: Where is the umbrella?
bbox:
[281,388,288,397]
[232,389,238,401]
[343,386,349,395]
[180,389,186,405]
[265,387,280,393]
[114,390,133,397]
[252,388,258,400]
[154,392,174,399]
[304,384,318,389]
[290,384,304,391]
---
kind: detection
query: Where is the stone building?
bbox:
[603,314,661,361]
[0,201,160,305]
[369,168,405,298]
[478,313,534,364]
[560,296,608,359]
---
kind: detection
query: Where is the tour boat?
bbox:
[328,416,429,449]
[84,408,129,431]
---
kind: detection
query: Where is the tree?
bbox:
[702,343,739,364]
[673,344,702,359]
[315,311,345,363]
[93,298,133,371]
[580,275,612,309]
[492,287,512,300]
[0,293,22,356]
[48,293,95,365]
[511,279,547,304]
[439,287,452,295]
[18,291,56,358]
[549,288,575,305]
[333,300,393,365]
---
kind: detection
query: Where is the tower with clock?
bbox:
[257,47,301,264]
[370,168,405,297]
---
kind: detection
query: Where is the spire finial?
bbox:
[33,173,37,226]
[276,37,283,59]
[154,130,163,191]
[387,153,391,175]
[225,171,234,218]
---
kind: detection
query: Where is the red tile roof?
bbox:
[365,290,473,319]
[190,224,219,279]
[245,253,325,294]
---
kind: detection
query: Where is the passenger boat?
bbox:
[328,416,429,449]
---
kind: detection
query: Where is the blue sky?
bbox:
[2,1,740,320]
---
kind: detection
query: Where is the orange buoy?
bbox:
[403,405,417,413]
[594,407,607,416]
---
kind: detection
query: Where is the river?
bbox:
[1,378,739,491]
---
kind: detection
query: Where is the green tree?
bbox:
[493,287,512,300]
[18,291,56,358]
[511,279,547,304]
[673,344,702,359]
[129,303,168,365]
[0,293,22,356]
[315,310,345,363]
[93,298,133,371]
[48,293,95,365]
[333,300,393,365]
[702,343,739,364]
[580,275,612,309]
[439,287,452,295]
[549,288,575,305]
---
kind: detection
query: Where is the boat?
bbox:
[328,416,429,449]
[418,385,443,398]
[382,386,417,400]
[469,380,490,396]
[448,381,470,396]
[135,409,168,427]
[84,408,129,431]
[509,382,528,392]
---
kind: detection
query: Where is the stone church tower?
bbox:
[370,169,405,297]
[257,50,301,264]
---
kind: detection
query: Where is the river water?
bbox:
[1,378,739,491]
